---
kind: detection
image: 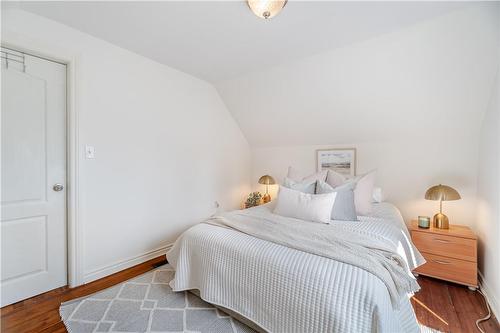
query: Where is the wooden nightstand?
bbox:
[410,220,478,290]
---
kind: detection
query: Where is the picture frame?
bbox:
[316,148,357,177]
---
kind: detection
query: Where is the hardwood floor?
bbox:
[412,276,499,333]
[0,256,167,333]
[1,257,498,333]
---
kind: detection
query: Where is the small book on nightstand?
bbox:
[409,220,478,290]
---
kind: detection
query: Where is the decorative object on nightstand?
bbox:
[418,216,431,229]
[258,175,276,203]
[425,184,461,229]
[410,220,477,290]
[245,192,263,209]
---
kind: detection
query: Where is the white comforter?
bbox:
[167,202,425,333]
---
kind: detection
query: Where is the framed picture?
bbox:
[316,148,356,177]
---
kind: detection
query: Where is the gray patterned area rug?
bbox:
[60,264,442,333]
[60,264,255,333]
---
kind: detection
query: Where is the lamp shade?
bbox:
[425,184,461,201]
[258,175,276,185]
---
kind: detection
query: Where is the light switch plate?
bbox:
[85,145,95,159]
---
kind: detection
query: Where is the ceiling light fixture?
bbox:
[247,0,288,20]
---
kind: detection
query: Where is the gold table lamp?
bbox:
[258,175,276,204]
[425,184,461,229]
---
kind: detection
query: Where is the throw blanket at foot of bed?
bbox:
[167,204,424,333]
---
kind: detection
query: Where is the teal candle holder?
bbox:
[418,216,431,229]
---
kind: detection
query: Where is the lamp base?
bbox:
[262,193,271,204]
[433,213,449,229]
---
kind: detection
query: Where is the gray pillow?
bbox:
[282,177,316,194]
[316,180,358,221]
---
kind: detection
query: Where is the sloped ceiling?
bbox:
[216,3,500,147]
[11,2,500,148]
[14,1,468,83]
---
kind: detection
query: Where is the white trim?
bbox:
[83,244,173,283]
[66,58,83,287]
[478,270,500,319]
[1,32,84,287]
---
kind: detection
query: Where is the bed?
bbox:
[167,202,425,333]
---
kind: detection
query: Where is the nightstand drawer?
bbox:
[415,253,477,287]
[412,231,476,262]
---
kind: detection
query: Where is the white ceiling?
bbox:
[16,1,470,83]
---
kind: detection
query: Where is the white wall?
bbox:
[2,9,251,283]
[218,4,500,229]
[476,65,500,317]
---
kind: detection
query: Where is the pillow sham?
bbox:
[287,166,327,183]
[282,177,316,194]
[316,180,358,221]
[324,169,377,215]
[353,170,376,215]
[273,186,336,224]
[325,169,347,188]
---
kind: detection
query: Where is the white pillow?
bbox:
[353,170,376,215]
[283,177,316,194]
[287,166,327,183]
[325,169,347,188]
[324,169,377,215]
[273,186,337,224]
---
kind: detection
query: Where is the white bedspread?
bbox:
[167,202,425,333]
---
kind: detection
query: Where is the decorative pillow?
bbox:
[287,166,327,183]
[282,177,316,194]
[372,187,384,203]
[353,170,376,215]
[316,180,358,221]
[325,169,348,188]
[273,186,337,224]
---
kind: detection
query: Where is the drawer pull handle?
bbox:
[432,259,451,265]
[434,238,451,243]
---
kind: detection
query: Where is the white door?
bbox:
[1,48,67,306]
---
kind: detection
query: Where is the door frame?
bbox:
[2,37,84,287]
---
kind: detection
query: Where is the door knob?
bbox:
[53,184,64,192]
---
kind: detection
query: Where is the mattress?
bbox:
[167,202,425,333]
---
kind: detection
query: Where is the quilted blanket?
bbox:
[167,203,425,333]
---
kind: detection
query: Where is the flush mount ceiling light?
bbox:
[247,0,288,20]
